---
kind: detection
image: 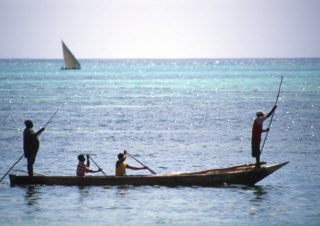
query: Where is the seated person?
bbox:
[115,151,147,176]
[76,154,101,177]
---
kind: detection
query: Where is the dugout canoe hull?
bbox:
[9,162,289,187]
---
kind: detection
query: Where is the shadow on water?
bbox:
[24,185,41,206]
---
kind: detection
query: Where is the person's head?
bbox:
[24,120,33,129]
[256,111,265,118]
[78,154,85,162]
[118,153,126,161]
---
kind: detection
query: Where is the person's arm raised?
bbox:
[35,127,45,137]
[265,105,277,119]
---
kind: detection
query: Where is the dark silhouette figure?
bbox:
[23,120,45,176]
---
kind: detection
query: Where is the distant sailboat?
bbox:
[61,41,81,70]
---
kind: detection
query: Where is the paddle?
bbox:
[260,76,283,154]
[125,151,156,174]
[0,109,59,183]
[87,155,107,176]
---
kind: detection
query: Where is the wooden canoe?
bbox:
[9,162,288,187]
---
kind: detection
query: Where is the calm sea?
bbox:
[0,58,319,225]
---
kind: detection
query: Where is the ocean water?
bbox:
[0,58,319,225]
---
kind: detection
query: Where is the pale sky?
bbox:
[0,0,319,59]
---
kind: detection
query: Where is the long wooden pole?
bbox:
[44,109,59,128]
[0,154,24,183]
[125,151,156,174]
[260,76,283,154]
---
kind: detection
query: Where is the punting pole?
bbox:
[260,76,283,154]
[44,109,59,128]
[0,154,24,183]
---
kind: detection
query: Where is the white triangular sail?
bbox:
[61,41,81,70]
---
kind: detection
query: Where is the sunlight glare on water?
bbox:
[0,58,319,225]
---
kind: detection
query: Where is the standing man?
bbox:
[251,105,277,168]
[23,120,45,176]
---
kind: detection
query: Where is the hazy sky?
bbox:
[1,0,319,59]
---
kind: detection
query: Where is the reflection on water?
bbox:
[252,186,267,200]
[247,185,269,217]
[77,186,91,206]
[24,185,41,206]
[77,186,90,196]
[115,185,130,197]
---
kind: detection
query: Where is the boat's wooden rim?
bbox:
[9,161,289,179]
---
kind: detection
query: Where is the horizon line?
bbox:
[1,56,320,60]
